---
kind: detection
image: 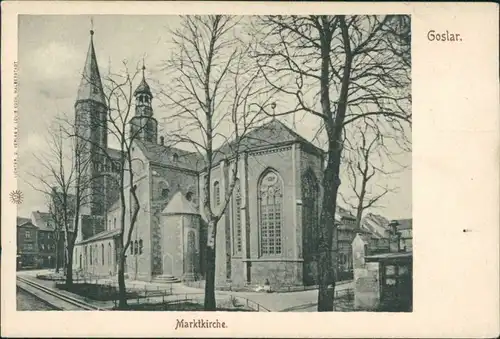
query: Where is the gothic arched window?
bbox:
[89,245,93,265]
[139,239,143,255]
[213,181,220,206]
[101,244,105,265]
[134,240,138,255]
[258,170,283,256]
[186,191,193,201]
[232,179,242,255]
[303,170,319,257]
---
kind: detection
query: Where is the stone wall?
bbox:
[353,262,381,310]
[249,260,303,286]
[352,234,381,310]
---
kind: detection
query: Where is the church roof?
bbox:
[162,191,199,215]
[213,119,324,163]
[134,140,203,172]
[134,69,152,97]
[76,228,121,245]
[76,31,106,106]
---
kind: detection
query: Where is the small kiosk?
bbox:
[352,233,412,312]
[364,251,412,312]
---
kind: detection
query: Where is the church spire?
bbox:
[134,60,152,98]
[76,29,106,106]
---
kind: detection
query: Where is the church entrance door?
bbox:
[162,253,173,276]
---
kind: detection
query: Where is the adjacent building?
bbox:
[351,218,413,312]
[17,217,38,269]
[16,212,65,269]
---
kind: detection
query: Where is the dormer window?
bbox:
[172,153,179,162]
[161,188,169,199]
[186,192,193,201]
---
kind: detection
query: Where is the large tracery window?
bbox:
[232,179,242,255]
[258,170,283,256]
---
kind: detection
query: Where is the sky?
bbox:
[16,15,412,220]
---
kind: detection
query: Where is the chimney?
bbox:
[160,136,164,145]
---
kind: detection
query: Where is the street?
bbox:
[16,286,57,311]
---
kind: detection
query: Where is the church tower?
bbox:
[129,63,158,143]
[74,29,108,217]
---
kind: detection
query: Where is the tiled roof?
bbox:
[76,32,106,106]
[365,251,412,262]
[396,218,412,230]
[134,140,204,171]
[76,228,121,245]
[354,233,371,244]
[17,217,33,227]
[162,191,199,215]
[31,211,55,232]
[361,213,390,238]
[336,205,355,220]
[213,119,323,163]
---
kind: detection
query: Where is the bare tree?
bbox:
[158,15,266,310]
[252,15,411,311]
[340,121,409,229]
[47,192,63,273]
[26,121,93,285]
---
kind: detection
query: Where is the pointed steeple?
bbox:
[134,61,152,97]
[76,29,106,106]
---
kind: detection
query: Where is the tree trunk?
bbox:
[66,247,73,287]
[317,149,342,312]
[117,248,127,309]
[54,232,60,273]
[203,245,216,311]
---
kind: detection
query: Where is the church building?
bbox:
[72,30,333,288]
